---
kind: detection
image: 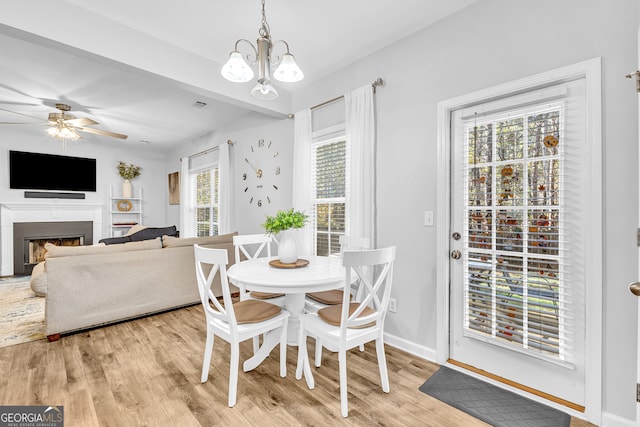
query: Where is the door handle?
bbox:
[629,282,640,296]
[451,250,462,260]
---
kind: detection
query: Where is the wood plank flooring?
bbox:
[0,305,595,426]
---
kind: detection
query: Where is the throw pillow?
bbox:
[99,236,132,245]
[162,231,238,248]
[45,238,161,258]
[128,225,178,242]
[98,225,178,245]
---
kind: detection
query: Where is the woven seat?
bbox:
[250,291,285,299]
[306,289,349,305]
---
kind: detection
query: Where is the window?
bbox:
[191,166,219,237]
[311,134,349,256]
[464,103,568,359]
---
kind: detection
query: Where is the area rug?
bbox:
[419,366,570,427]
[0,276,45,348]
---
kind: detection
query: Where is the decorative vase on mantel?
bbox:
[122,179,132,198]
[278,229,299,264]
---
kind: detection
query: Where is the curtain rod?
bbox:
[184,139,234,161]
[310,77,384,111]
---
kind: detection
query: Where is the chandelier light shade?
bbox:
[221,51,254,83]
[221,0,303,100]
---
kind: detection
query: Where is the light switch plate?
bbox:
[424,211,434,227]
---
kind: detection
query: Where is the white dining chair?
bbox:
[194,244,290,408]
[305,235,371,366]
[296,246,396,417]
[234,234,286,353]
[233,234,285,302]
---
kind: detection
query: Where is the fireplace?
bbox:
[13,221,94,275]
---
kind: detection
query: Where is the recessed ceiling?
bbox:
[0,0,477,152]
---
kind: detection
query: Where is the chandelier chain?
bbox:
[259,0,271,40]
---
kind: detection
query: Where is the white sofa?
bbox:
[36,231,238,341]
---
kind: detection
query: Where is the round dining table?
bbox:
[227,255,346,345]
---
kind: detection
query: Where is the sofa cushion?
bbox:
[30,261,47,297]
[45,237,162,258]
[162,231,237,248]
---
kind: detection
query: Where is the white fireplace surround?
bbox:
[1,202,103,276]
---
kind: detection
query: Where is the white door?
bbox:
[633,26,640,426]
[449,78,587,407]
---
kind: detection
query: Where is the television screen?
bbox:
[9,150,97,192]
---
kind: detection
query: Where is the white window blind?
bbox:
[311,135,349,256]
[462,102,573,362]
[190,165,219,237]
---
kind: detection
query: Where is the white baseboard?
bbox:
[601,412,636,427]
[383,331,437,363]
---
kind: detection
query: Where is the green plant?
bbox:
[262,209,308,235]
[117,161,141,180]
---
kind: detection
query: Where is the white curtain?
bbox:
[179,156,192,237]
[218,141,232,234]
[292,108,313,256]
[345,85,376,245]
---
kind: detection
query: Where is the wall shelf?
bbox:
[109,186,143,237]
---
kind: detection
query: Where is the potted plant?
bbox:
[116,161,141,198]
[262,209,308,264]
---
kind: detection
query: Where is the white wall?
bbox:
[0,128,169,239]
[165,114,294,235]
[293,0,638,422]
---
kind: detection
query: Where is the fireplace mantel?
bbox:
[0,201,104,276]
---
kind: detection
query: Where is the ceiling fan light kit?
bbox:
[41,103,129,150]
[221,0,304,100]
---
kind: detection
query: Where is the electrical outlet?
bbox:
[389,298,397,313]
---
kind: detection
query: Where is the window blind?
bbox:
[191,165,219,237]
[462,103,574,362]
[311,137,349,256]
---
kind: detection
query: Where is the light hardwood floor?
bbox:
[0,305,594,426]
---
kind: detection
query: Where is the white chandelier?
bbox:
[221,0,304,100]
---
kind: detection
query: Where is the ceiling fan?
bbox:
[0,103,128,141]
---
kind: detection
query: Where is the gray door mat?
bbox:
[419,366,571,427]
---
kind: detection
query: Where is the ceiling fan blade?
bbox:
[64,117,98,127]
[0,121,43,125]
[77,126,128,140]
[0,108,42,122]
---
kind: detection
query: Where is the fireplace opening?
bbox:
[26,236,84,272]
[13,221,93,275]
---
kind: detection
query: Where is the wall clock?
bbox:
[243,139,280,207]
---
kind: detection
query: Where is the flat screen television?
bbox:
[9,150,97,192]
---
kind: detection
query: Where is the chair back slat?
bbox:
[233,234,272,262]
[194,244,238,329]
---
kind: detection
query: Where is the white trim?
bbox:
[0,202,104,276]
[384,332,437,363]
[436,58,602,425]
[600,412,637,427]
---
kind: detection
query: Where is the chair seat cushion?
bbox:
[317,303,376,328]
[306,290,348,305]
[233,299,282,324]
[250,291,285,299]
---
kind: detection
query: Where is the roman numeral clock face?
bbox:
[243,139,280,207]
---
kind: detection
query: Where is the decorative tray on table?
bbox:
[268,259,310,269]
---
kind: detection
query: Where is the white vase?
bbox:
[122,179,132,198]
[278,229,298,264]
